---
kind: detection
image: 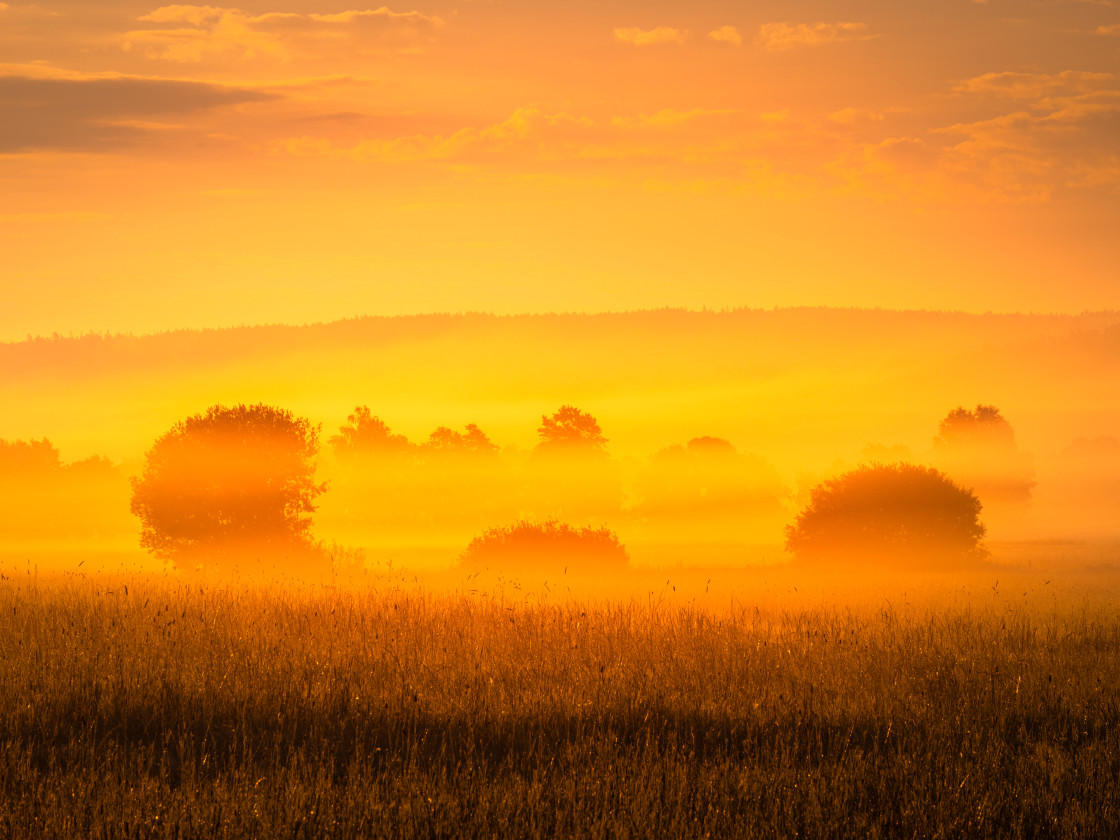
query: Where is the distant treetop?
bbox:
[537,405,607,454]
[686,436,737,456]
[425,423,499,456]
[0,438,115,479]
[1061,435,1120,460]
[935,404,1017,450]
[329,406,411,457]
[932,404,1034,502]
[0,438,62,474]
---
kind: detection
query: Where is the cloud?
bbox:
[140,5,227,25]
[956,70,1115,100]
[124,5,443,62]
[755,22,870,50]
[610,108,741,129]
[613,26,686,46]
[708,25,742,47]
[0,73,275,152]
[874,136,936,167]
[828,107,886,125]
[273,105,837,187]
[268,70,1120,208]
[276,106,760,168]
[941,72,1120,199]
[278,107,604,163]
[1096,23,1120,34]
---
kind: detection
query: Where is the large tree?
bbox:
[785,463,986,566]
[130,403,326,567]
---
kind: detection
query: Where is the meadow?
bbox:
[2,560,1118,839]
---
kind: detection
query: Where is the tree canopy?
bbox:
[329,406,411,457]
[639,436,787,524]
[537,406,607,454]
[0,438,62,474]
[129,403,325,568]
[0,438,114,478]
[935,404,1017,450]
[424,424,499,457]
[785,463,986,565]
[684,436,737,456]
[932,404,1034,502]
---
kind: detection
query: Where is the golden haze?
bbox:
[3,1,1120,337]
[2,310,1119,574]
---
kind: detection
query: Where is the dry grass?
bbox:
[1,563,1119,838]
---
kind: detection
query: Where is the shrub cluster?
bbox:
[459,519,629,573]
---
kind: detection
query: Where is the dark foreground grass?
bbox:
[1,569,1119,839]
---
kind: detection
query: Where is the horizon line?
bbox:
[7,304,1120,346]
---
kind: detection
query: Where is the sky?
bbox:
[2,0,1119,339]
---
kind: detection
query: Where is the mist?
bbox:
[2,308,1119,579]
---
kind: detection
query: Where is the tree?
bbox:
[932,404,1034,502]
[785,463,986,565]
[130,403,326,569]
[638,436,787,524]
[424,423,499,457]
[0,437,62,474]
[1,438,127,545]
[935,404,1017,450]
[459,519,628,573]
[329,406,412,457]
[528,406,620,519]
[537,405,607,454]
[684,435,737,456]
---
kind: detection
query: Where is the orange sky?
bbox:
[3,1,1119,338]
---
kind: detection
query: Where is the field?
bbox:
[2,559,1119,839]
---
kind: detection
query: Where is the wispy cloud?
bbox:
[707,26,742,47]
[277,107,597,163]
[755,22,870,50]
[610,108,741,129]
[123,5,443,62]
[613,26,686,46]
[0,73,276,152]
[956,70,1115,99]
[828,107,886,125]
[941,71,1120,199]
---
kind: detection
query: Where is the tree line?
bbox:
[3,402,1036,574]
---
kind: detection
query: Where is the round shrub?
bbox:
[785,463,986,566]
[460,519,629,573]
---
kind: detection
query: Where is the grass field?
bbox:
[2,561,1119,839]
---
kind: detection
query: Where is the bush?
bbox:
[460,520,629,573]
[785,463,986,566]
